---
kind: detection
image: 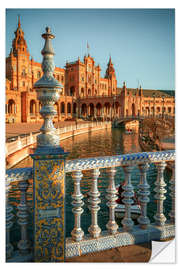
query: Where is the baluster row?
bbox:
[17,179,31,254]
[6,179,31,259]
[71,161,175,241]
[6,180,14,259]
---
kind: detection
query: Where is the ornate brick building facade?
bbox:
[6,18,175,123]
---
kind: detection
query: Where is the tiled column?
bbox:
[31,27,67,262]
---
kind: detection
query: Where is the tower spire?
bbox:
[18,15,21,28]
[109,54,112,65]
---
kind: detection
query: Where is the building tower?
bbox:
[6,16,32,122]
[105,56,117,96]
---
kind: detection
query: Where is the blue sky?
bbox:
[6,8,175,90]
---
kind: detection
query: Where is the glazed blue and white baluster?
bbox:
[106,167,118,234]
[154,162,167,226]
[121,166,134,231]
[169,162,175,223]
[138,163,150,229]
[17,179,31,254]
[71,171,84,241]
[88,168,101,238]
[6,179,14,259]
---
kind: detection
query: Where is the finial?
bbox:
[109,54,112,63]
[123,81,126,87]
[33,27,63,153]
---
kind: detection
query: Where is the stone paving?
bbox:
[6,121,79,138]
[65,242,152,263]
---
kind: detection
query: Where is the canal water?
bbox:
[9,128,172,242]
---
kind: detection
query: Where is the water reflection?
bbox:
[14,128,141,168]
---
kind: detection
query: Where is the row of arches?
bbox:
[69,86,98,97]
[6,99,175,120]
[142,106,174,116]
[29,100,75,115]
[80,102,121,118]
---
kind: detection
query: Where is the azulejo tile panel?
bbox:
[34,158,65,262]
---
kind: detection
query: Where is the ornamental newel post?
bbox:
[31,27,68,262]
[34,26,63,150]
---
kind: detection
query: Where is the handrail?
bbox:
[65,150,175,172]
[6,150,175,179]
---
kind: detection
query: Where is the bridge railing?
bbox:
[6,121,110,157]
[6,150,175,261]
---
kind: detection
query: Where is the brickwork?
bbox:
[6,18,175,123]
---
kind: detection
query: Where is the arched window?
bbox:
[8,99,16,114]
[70,86,75,96]
[22,68,26,76]
[81,88,84,97]
[30,100,36,114]
[67,103,71,114]
[88,89,91,96]
[168,107,171,113]
[81,103,87,116]
[61,102,65,113]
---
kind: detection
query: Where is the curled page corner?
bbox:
[150,239,175,263]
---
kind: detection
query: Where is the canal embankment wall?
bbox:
[6,122,111,169]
